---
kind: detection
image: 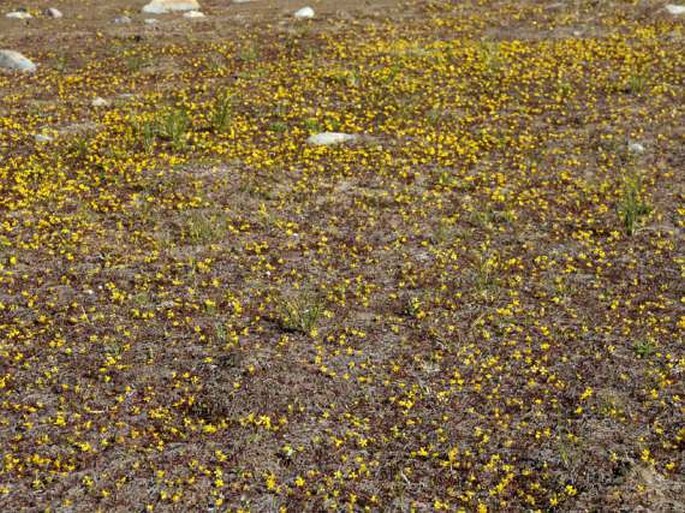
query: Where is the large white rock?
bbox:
[183,10,205,18]
[6,11,33,19]
[306,132,358,146]
[142,0,200,14]
[665,4,685,14]
[294,6,315,19]
[0,50,37,73]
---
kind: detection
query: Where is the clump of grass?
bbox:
[623,73,647,95]
[478,40,503,75]
[138,119,157,153]
[633,339,655,359]
[276,293,323,335]
[427,105,446,155]
[157,108,190,151]
[125,54,149,73]
[53,55,69,73]
[304,118,322,134]
[215,322,228,345]
[238,43,259,63]
[617,174,651,236]
[133,108,190,153]
[183,210,228,244]
[404,296,425,319]
[68,135,90,161]
[268,121,288,134]
[209,88,233,134]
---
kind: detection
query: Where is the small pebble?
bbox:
[628,142,645,154]
[45,7,63,18]
[183,10,206,18]
[91,97,111,108]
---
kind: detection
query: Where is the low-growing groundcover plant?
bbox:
[0,0,683,511]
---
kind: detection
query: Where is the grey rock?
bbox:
[113,15,132,24]
[0,50,37,73]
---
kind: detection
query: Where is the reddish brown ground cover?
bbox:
[0,0,683,511]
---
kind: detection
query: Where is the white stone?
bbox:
[294,6,315,19]
[142,0,201,14]
[665,4,685,14]
[628,142,645,154]
[35,134,54,143]
[0,50,37,73]
[113,15,132,24]
[91,97,110,108]
[183,10,205,18]
[144,18,159,24]
[6,11,32,19]
[45,8,63,18]
[306,132,358,146]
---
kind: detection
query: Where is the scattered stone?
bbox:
[35,134,54,143]
[44,7,63,18]
[142,0,201,14]
[306,132,358,146]
[665,4,685,14]
[628,142,645,154]
[294,6,315,19]
[183,10,205,18]
[91,97,111,108]
[113,15,132,24]
[6,11,32,19]
[58,121,98,137]
[0,50,37,73]
[232,0,254,3]
[144,18,159,24]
